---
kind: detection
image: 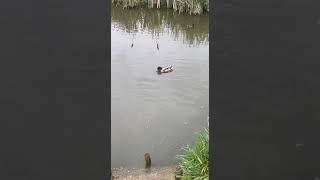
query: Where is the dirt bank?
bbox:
[112,166,178,180]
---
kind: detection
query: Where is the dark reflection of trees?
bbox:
[111,5,209,46]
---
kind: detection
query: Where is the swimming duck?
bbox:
[157,65,173,73]
[187,24,195,28]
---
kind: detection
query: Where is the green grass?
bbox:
[177,129,209,180]
[112,0,209,15]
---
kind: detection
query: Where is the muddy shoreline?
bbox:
[112,165,181,180]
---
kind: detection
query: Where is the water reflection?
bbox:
[112,5,209,46]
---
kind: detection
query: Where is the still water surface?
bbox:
[111,6,209,168]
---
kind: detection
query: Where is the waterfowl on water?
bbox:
[187,24,195,28]
[157,65,173,73]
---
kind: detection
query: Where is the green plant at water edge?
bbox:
[177,128,209,180]
[112,0,209,15]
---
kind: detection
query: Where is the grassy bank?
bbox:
[112,0,209,15]
[177,129,209,180]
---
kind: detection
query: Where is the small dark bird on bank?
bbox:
[157,43,159,50]
[131,43,134,48]
[144,153,151,169]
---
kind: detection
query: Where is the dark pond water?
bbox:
[111,6,209,168]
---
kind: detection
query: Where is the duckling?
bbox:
[157,65,173,73]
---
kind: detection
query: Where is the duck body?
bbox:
[157,65,173,73]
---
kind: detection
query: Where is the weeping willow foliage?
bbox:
[112,5,209,45]
[112,0,209,15]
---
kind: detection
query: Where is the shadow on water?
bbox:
[111,5,208,46]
